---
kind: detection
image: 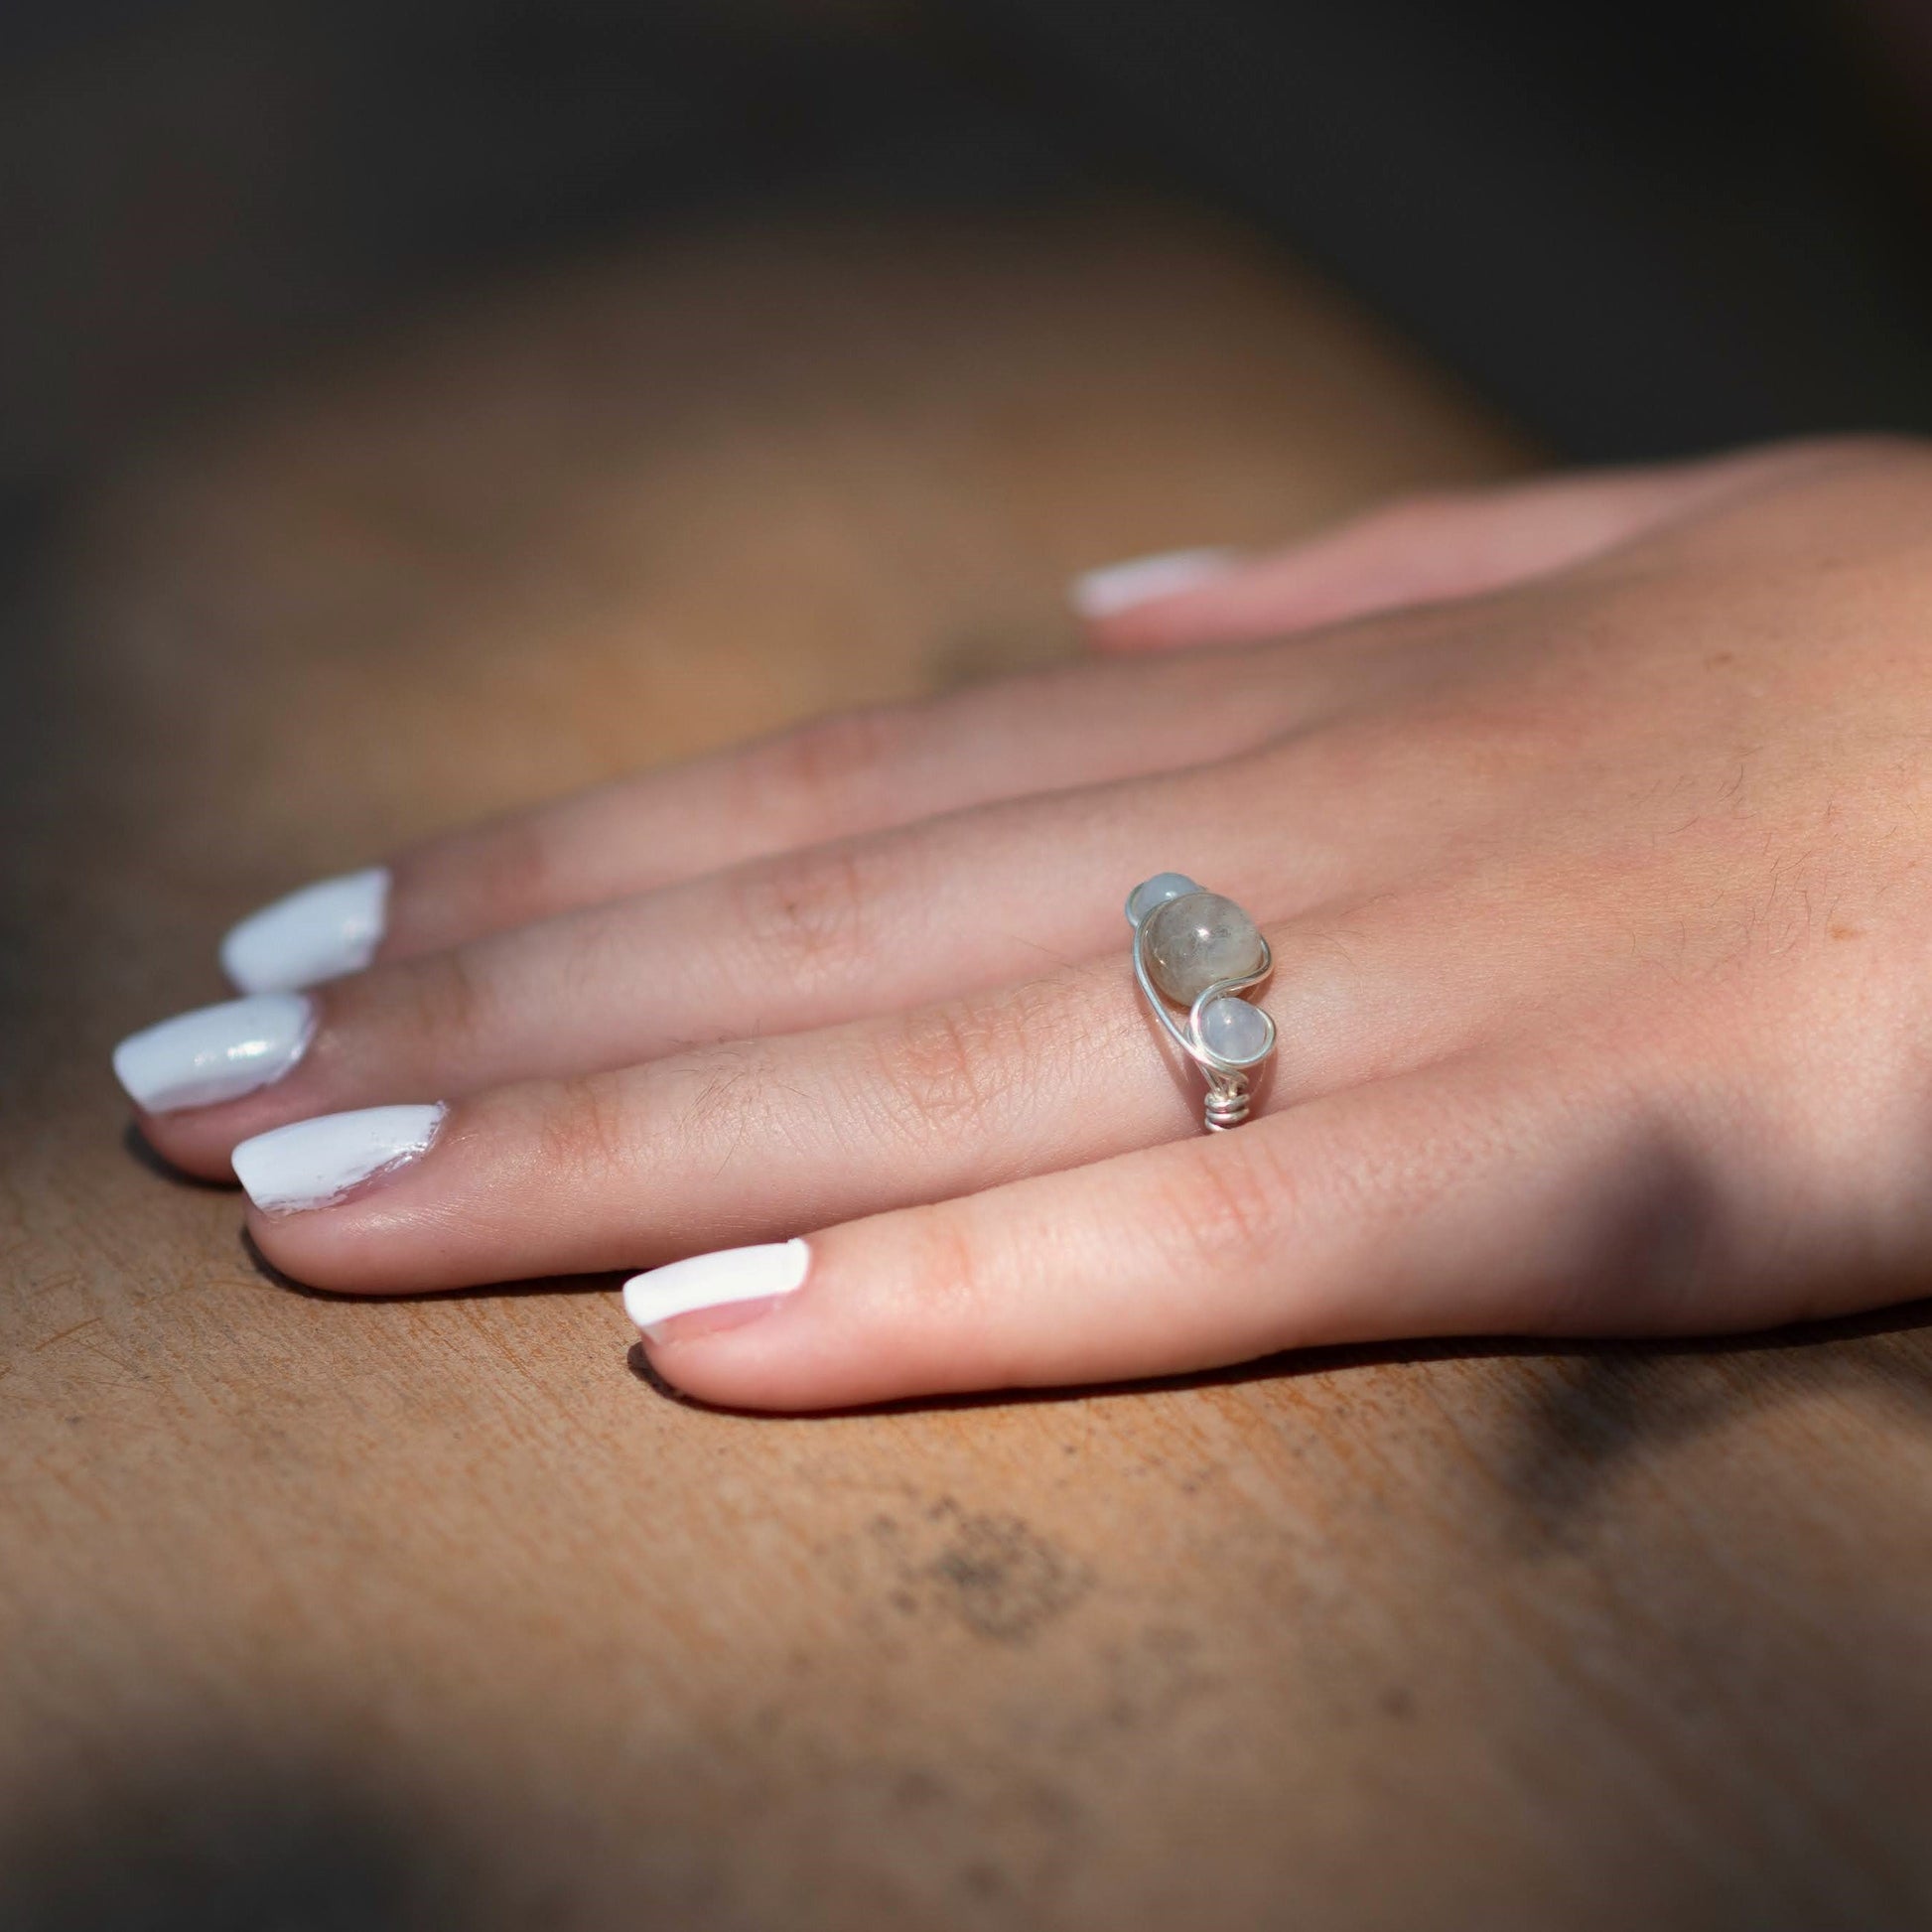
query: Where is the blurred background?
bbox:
[6,0,1932,530]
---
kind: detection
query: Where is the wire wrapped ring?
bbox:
[1127,874,1277,1133]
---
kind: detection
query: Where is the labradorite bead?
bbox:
[1141,891,1265,1003]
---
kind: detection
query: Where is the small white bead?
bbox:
[1199,995,1273,1065]
[1125,872,1202,928]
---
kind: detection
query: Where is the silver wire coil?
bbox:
[1203,1078,1253,1132]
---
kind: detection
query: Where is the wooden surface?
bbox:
[5,201,1931,1930]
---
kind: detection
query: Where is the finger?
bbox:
[1076,438,1888,653]
[220,642,1344,989]
[622,1045,1787,1413]
[227,896,1486,1297]
[132,740,1421,1179]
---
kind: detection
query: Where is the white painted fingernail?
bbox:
[232,1102,447,1214]
[113,992,317,1114]
[221,866,390,993]
[1069,547,1239,619]
[622,1238,810,1342]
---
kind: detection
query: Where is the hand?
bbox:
[113,437,1932,1409]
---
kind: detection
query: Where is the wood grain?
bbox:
[5,200,1930,1930]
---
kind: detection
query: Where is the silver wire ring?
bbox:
[1126,874,1277,1133]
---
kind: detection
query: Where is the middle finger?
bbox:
[127,745,1416,1177]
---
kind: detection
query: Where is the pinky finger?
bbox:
[625,1048,1784,1413]
[1075,439,1892,654]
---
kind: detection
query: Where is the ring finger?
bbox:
[122,746,1428,1178]
[228,896,1486,1296]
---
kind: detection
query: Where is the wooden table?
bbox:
[6,202,1929,1930]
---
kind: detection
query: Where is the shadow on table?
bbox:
[119,1122,233,1193]
[629,1296,1932,1553]
[1478,1302,1932,1547]
[0,1735,456,1932]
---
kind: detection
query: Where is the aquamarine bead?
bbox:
[1124,872,1202,928]
[1198,994,1272,1065]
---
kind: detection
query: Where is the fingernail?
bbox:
[113,992,317,1114]
[1068,546,1238,619]
[622,1238,810,1343]
[232,1102,447,1214]
[221,866,390,993]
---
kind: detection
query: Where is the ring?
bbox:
[1126,874,1277,1132]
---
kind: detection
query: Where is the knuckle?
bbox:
[900,1202,990,1325]
[535,1071,637,1188]
[734,840,886,985]
[759,705,914,822]
[870,976,1099,1148]
[399,813,557,926]
[470,816,559,917]
[384,945,492,1062]
[1153,1130,1295,1277]
[873,996,1010,1143]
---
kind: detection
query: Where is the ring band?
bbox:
[1126,874,1276,1132]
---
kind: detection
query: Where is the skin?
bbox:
[129,436,1932,1410]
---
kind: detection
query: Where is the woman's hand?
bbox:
[112,437,1932,1409]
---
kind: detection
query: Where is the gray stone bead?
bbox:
[1124,872,1202,928]
[1141,891,1266,1003]
[1198,994,1273,1065]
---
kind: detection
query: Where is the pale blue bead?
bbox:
[1198,994,1273,1065]
[1125,872,1202,928]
